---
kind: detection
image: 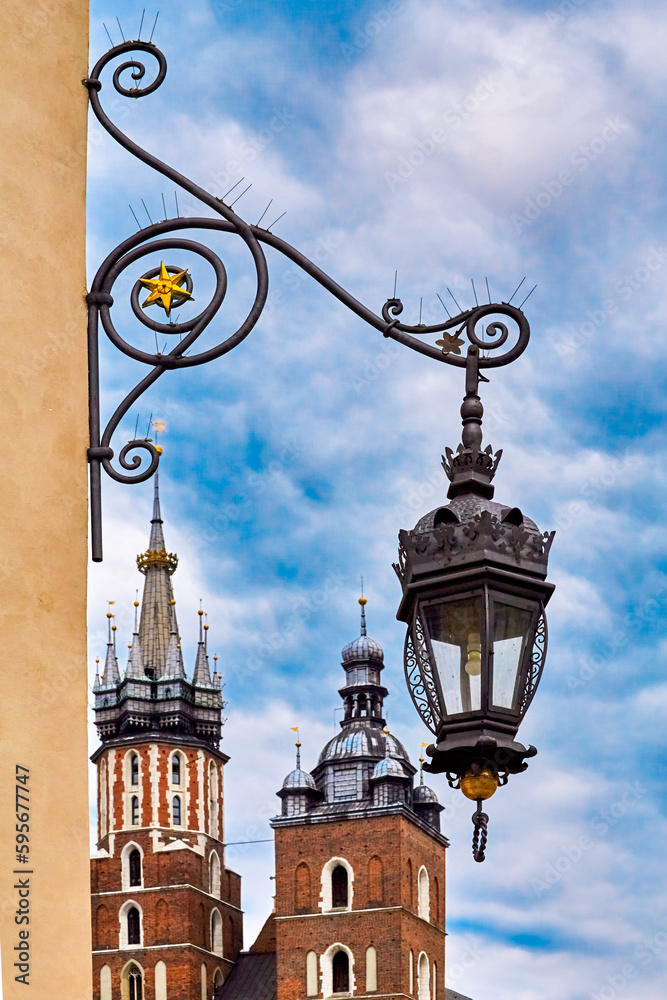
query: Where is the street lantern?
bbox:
[395,345,555,861]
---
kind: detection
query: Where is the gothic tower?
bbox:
[270,598,448,1000]
[90,479,242,1000]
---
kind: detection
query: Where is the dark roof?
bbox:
[214,953,276,1000]
[446,989,476,1000]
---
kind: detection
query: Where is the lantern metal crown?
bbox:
[395,347,555,861]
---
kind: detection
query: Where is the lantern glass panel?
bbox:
[491,601,534,709]
[423,597,483,716]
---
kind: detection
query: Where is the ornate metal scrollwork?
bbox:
[403,616,440,735]
[521,608,548,715]
[85,40,532,560]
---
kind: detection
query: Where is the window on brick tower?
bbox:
[131,754,139,786]
[172,754,181,785]
[127,963,143,1000]
[332,865,348,908]
[295,862,311,913]
[368,856,383,904]
[129,849,141,887]
[127,907,141,945]
[131,796,139,826]
[418,953,429,1000]
[418,867,430,921]
[173,795,181,826]
[332,951,349,994]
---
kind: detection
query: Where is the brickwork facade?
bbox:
[91,737,242,1000]
[274,813,446,1000]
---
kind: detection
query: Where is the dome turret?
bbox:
[338,596,388,727]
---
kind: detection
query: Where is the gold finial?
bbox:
[112,625,117,632]
[198,609,204,616]
[139,262,194,317]
[359,596,367,606]
[214,654,218,662]
[95,657,100,664]
[134,600,139,608]
[204,624,209,631]
[106,612,113,619]
[170,599,176,606]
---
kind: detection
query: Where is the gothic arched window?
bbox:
[332,865,348,908]
[306,951,318,997]
[211,909,223,957]
[295,862,311,913]
[172,795,181,826]
[417,953,429,1000]
[209,851,221,897]
[368,856,383,905]
[126,963,143,1000]
[332,951,350,994]
[366,946,377,992]
[129,848,141,887]
[131,796,139,826]
[127,907,141,945]
[171,753,181,785]
[130,754,139,786]
[418,867,430,922]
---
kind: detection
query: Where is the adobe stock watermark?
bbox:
[341,0,404,64]
[531,780,647,896]
[564,580,667,694]
[446,936,485,983]
[555,247,667,363]
[552,448,640,536]
[233,569,346,682]
[177,108,296,218]
[589,921,667,1000]
[545,0,588,29]
[385,76,500,191]
[511,117,629,233]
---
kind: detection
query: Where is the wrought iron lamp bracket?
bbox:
[84,40,532,561]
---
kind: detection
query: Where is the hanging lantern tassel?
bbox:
[472,800,489,862]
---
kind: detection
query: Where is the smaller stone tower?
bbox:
[90,478,242,1000]
[271,598,448,1000]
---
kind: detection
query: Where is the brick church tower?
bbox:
[248,598,449,1000]
[90,479,242,1000]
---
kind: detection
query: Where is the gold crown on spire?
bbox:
[137,548,178,574]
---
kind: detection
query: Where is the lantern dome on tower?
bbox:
[371,755,407,780]
[318,726,409,765]
[413,782,439,804]
[282,768,317,791]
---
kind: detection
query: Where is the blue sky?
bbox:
[87,1,667,997]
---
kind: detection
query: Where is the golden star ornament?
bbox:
[139,262,194,317]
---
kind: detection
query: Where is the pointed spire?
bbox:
[125,596,145,678]
[359,596,367,636]
[193,607,213,685]
[161,601,186,679]
[149,471,166,551]
[137,474,178,677]
[295,740,301,770]
[94,656,101,687]
[101,607,120,684]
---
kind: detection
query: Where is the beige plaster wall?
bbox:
[0,2,91,997]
